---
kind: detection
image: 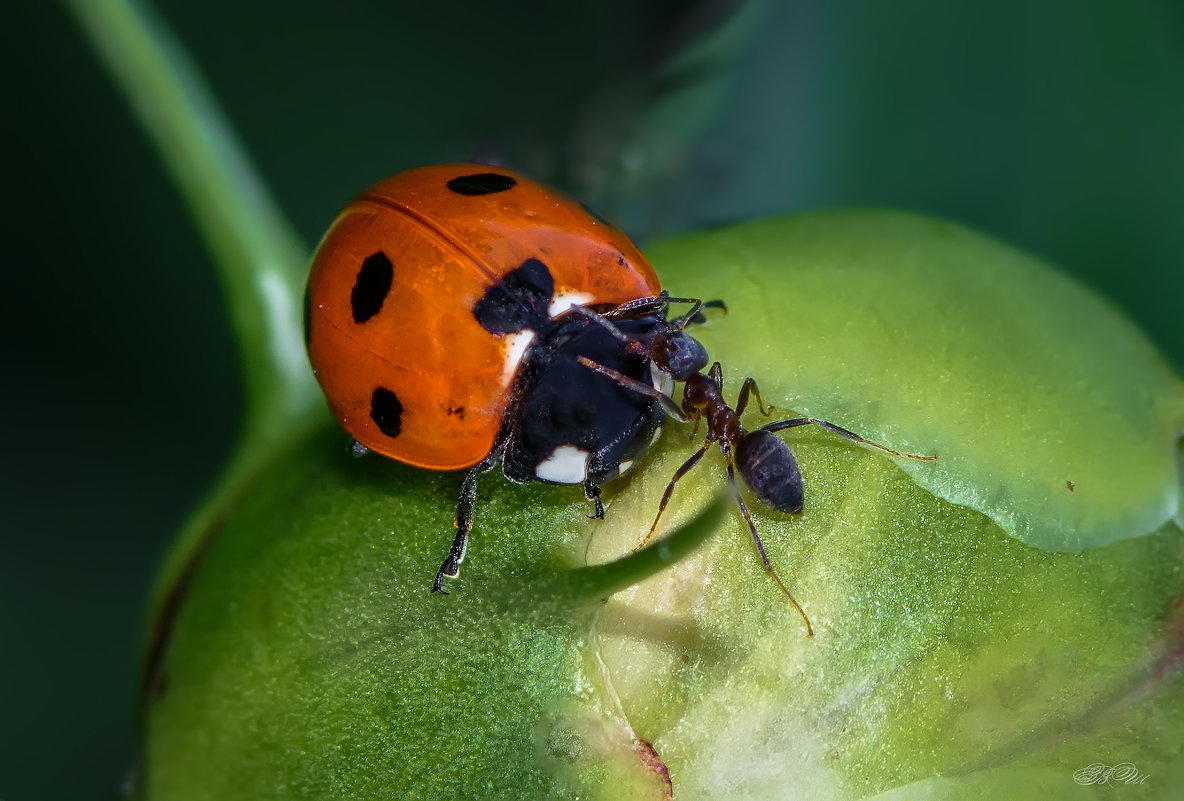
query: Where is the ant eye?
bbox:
[662,334,709,380]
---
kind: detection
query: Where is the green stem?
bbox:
[65,0,318,446]
[559,496,726,601]
[66,0,326,674]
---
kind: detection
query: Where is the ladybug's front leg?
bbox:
[433,449,502,593]
[583,479,605,520]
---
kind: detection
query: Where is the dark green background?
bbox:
[4,2,1181,799]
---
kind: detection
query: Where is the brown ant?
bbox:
[579,298,936,636]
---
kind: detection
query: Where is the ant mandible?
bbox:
[580,302,937,637]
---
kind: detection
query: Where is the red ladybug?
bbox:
[305,164,708,590]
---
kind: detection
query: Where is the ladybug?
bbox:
[304,164,709,591]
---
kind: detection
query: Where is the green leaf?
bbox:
[645,211,1184,552]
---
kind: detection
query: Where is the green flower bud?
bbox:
[142,211,1184,800]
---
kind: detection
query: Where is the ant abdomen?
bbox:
[735,430,804,514]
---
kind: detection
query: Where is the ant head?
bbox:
[653,330,708,381]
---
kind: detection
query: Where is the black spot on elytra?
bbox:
[370,387,404,438]
[447,405,466,418]
[447,172,517,195]
[351,252,394,323]
[473,258,555,334]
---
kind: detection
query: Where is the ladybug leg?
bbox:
[349,440,370,457]
[584,480,606,520]
[759,418,937,462]
[433,447,504,594]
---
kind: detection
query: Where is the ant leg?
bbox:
[673,297,726,328]
[596,294,723,330]
[640,438,713,547]
[608,294,716,330]
[734,377,775,418]
[433,449,502,593]
[760,418,937,462]
[576,357,689,422]
[666,298,703,329]
[569,303,690,350]
[721,442,815,636]
[621,294,703,316]
[584,479,605,520]
[606,292,671,317]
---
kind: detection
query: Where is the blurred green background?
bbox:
[3,1,1181,799]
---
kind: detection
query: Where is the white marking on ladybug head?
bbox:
[651,426,664,446]
[501,329,536,385]
[617,459,634,476]
[535,445,591,485]
[549,289,596,318]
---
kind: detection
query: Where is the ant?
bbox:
[580,301,937,636]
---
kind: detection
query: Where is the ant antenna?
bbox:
[563,305,631,342]
[577,357,688,421]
